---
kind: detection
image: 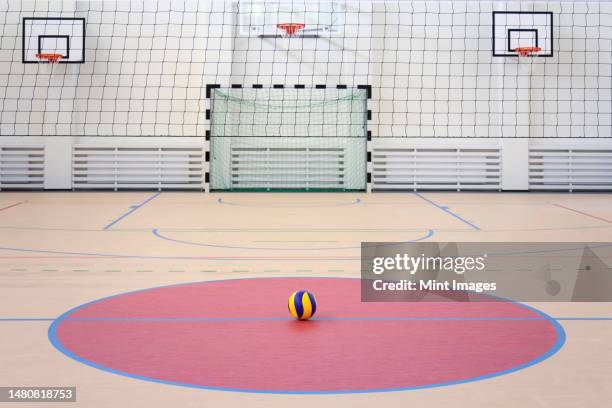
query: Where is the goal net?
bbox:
[209,87,368,191]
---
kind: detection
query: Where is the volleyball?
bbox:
[288,290,317,320]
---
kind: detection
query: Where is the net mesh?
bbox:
[0,1,609,138]
[210,87,367,137]
[209,87,367,191]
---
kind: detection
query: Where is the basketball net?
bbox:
[36,53,63,75]
[276,23,305,37]
[515,47,542,57]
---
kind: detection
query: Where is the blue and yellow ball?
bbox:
[288,290,317,320]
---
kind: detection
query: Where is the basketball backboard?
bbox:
[238,2,346,37]
[492,11,553,57]
[22,17,85,63]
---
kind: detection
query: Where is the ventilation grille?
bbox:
[0,146,45,190]
[72,146,205,190]
[529,148,612,191]
[372,148,501,191]
[229,147,345,190]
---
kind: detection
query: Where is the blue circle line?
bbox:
[48,276,566,395]
[217,198,362,208]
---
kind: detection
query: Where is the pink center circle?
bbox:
[50,278,563,393]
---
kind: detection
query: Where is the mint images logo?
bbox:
[362,242,612,302]
[372,253,487,275]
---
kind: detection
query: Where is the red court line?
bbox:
[0,202,23,212]
[552,203,612,224]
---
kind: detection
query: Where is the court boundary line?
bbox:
[217,197,361,208]
[552,203,612,224]
[47,276,566,394]
[414,192,481,231]
[2,241,612,261]
[0,245,359,261]
[0,202,23,212]
[151,228,434,251]
[103,192,161,230]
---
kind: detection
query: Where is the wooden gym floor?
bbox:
[1,192,611,407]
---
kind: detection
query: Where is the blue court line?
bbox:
[51,316,612,322]
[414,192,480,231]
[0,245,359,261]
[55,317,555,322]
[103,192,161,230]
[152,228,434,251]
[1,316,612,322]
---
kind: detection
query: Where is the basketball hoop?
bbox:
[36,53,64,64]
[276,23,305,37]
[514,47,541,57]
